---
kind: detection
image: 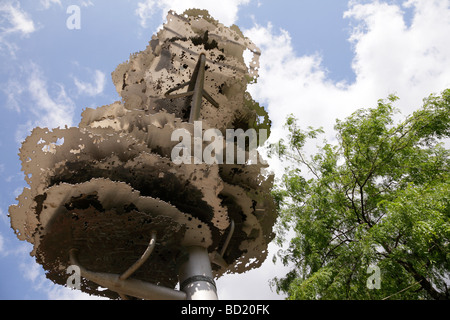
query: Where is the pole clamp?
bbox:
[180,275,217,291]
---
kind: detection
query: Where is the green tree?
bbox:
[270,90,450,300]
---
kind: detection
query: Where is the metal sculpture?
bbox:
[9,9,276,300]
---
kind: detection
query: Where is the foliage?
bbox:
[269,90,450,300]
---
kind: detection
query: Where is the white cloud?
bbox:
[129,0,450,300]
[2,79,25,113]
[38,1,93,11]
[245,0,450,147]
[12,62,76,142]
[221,0,450,299]
[3,0,449,301]
[27,64,76,128]
[73,69,106,97]
[80,1,94,7]
[216,241,290,299]
[0,1,36,36]
[39,0,62,9]
[3,236,101,299]
[345,0,450,115]
[0,1,36,55]
[0,233,4,255]
[46,285,107,300]
[0,207,8,226]
[135,0,250,28]
[0,238,30,258]
[16,250,104,299]
[245,23,353,143]
[20,260,41,283]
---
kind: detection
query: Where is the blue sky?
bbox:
[0,0,449,300]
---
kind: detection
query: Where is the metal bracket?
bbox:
[68,231,187,300]
[164,53,219,123]
[119,231,157,281]
[211,219,235,268]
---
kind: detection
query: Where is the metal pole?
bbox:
[165,53,220,300]
[178,246,218,300]
[188,53,206,123]
[69,249,186,300]
[164,53,219,120]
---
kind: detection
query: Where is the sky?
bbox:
[0,0,449,300]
